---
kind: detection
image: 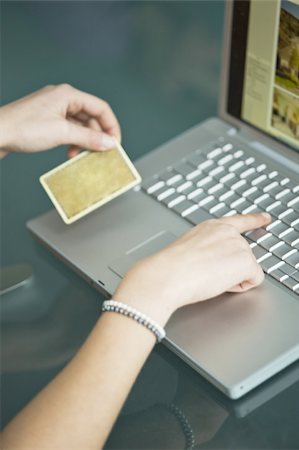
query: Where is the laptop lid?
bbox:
[220,0,299,163]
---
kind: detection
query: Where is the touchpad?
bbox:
[109,231,177,278]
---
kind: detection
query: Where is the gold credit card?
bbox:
[40,141,142,224]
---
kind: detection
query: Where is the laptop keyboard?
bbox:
[142,141,299,294]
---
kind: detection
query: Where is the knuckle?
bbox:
[57,83,73,93]
[101,99,111,110]
[220,223,237,237]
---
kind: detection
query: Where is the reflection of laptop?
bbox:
[28,0,299,399]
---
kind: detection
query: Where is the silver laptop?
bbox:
[27,0,299,399]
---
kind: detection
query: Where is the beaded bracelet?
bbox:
[102,299,166,343]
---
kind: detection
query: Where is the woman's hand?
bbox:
[115,213,272,325]
[0,84,121,159]
[2,212,272,450]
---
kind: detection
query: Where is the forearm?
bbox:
[2,297,169,449]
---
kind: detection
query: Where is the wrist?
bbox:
[114,262,175,328]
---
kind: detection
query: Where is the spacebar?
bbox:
[184,208,212,225]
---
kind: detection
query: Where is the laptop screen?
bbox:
[227,0,299,152]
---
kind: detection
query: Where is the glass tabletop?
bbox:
[1,2,299,448]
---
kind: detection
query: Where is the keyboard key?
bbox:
[240,167,256,179]
[230,197,246,209]
[291,272,299,283]
[231,179,247,191]
[233,150,244,158]
[209,202,226,215]
[245,228,271,243]
[282,277,299,293]
[270,204,292,219]
[261,255,284,273]
[202,198,219,212]
[261,235,283,252]
[282,210,299,227]
[181,203,199,217]
[218,154,233,166]
[198,195,215,207]
[172,199,195,216]
[176,180,193,193]
[284,229,299,247]
[148,184,166,198]
[213,204,231,217]
[218,189,234,202]
[241,203,261,215]
[244,156,255,165]
[207,147,222,159]
[197,176,213,188]
[228,160,244,172]
[284,251,299,269]
[208,182,224,195]
[292,201,299,212]
[219,172,235,184]
[256,163,267,172]
[271,186,290,200]
[280,263,297,277]
[143,178,162,193]
[223,209,237,217]
[198,159,215,172]
[257,196,277,211]
[165,174,183,186]
[271,268,289,282]
[234,182,251,196]
[272,243,296,260]
[222,143,233,152]
[156,187,176,201]
[270,173,290,185]
[252,245,271,263]
[209,166,225,179]
[248,189,264,203]
[187,188,206,203]
[267,220,290,238]
[281,191,298,206]
[251,174,267,186]
[166,195,186,208]
[284,180,299,192]
[254,193,269,205]
[264,181,279,193]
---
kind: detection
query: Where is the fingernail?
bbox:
[262,212,271,221]
[100,133,115,149]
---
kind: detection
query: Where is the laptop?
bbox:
[27,0,299,399]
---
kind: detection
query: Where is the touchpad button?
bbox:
[109,231,176,278]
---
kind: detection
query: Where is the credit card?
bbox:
[40,141,141,224]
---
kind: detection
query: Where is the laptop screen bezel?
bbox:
[219,0,299,163]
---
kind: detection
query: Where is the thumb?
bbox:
[64,122,116,151]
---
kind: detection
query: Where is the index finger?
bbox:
[219,213,272,234]
[66,86,121,141]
